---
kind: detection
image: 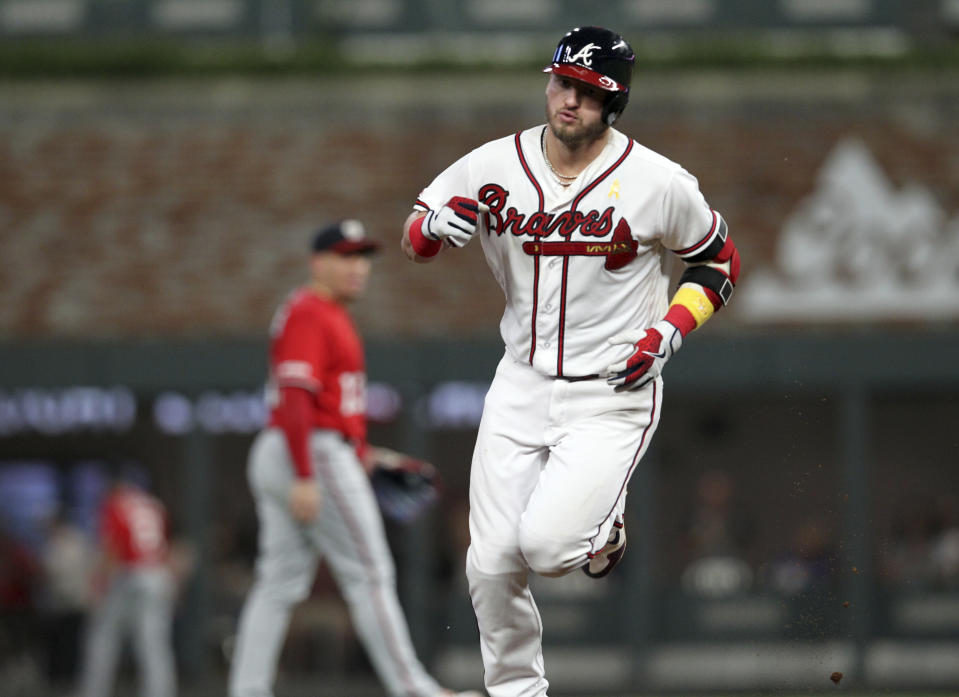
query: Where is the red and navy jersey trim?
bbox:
[515,131,545,365]
[556,256,569,375]
[674,209,727,261]
[571,138,634,210]
[515,131,545,210]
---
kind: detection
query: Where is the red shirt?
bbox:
[100,485,169,567]
[267,288,367,449]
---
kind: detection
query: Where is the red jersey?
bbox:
[100,485,169,567]
[266,288,367,449]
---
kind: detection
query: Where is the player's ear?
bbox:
[309,252,326,278]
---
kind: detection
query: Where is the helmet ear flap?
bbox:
[603,91,629,126]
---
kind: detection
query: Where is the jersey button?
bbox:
[543,341,551,348]
[545,303,552,310]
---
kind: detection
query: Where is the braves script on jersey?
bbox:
[415,125,721,378]
[267,288,367,463]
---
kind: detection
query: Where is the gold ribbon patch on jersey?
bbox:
[608,179,621,199]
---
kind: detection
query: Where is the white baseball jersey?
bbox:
[415,124,719,378]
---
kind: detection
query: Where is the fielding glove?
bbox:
[604,319,682,392]
[423,196,485,248]
[369,448,440,523]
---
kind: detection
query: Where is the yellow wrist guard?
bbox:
[671,286,715,329]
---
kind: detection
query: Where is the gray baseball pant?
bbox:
[228,428,443,697]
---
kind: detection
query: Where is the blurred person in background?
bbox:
[679,469,757,597]
[228,221,480,697]
[0,518,42,685]
[880,495,959,590]
[930,494,959,589]
[766,515,839,596]
[77,467,177,697]
[39,506,94,689]
[881,499,940,589]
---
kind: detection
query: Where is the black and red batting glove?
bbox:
[604,319,683,392]
[423,196,486,247]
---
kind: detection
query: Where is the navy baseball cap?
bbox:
[311,219,380,255]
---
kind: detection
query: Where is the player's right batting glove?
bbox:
[604,319,682,392]
[423,196,485,248]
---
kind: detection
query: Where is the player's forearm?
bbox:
[402,210,442,263]
[401,230,435,263]
[663,285,716,337]
[605,241,740,392]
[276,386,314,478]
[665,228,741,337]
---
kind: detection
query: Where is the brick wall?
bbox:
[1,71,957,339]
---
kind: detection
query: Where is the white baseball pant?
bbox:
[466,352,662,697]
[229,429,444,697]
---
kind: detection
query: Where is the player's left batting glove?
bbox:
[604,319,682,392]
[423,196,485,248]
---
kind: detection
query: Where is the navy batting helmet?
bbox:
[543,26,635,126]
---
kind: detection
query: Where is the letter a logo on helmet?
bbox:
[566,42,601,67]
[544,26,636,126]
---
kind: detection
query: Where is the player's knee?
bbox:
[255,556,314,605]
[518,523,578,577]
[263,573,313,606]
[342,563,396,603]
[466,540,529,580]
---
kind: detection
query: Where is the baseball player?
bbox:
[401,26,740,697]
[229,220,481,697]
[77,471,177,697]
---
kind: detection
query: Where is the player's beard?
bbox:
[546,106,608,150]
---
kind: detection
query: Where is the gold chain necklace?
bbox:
[540,128,578,184]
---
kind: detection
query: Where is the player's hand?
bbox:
[423,196,488,248]
[604,319,682,392]
[289,479,321,523]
